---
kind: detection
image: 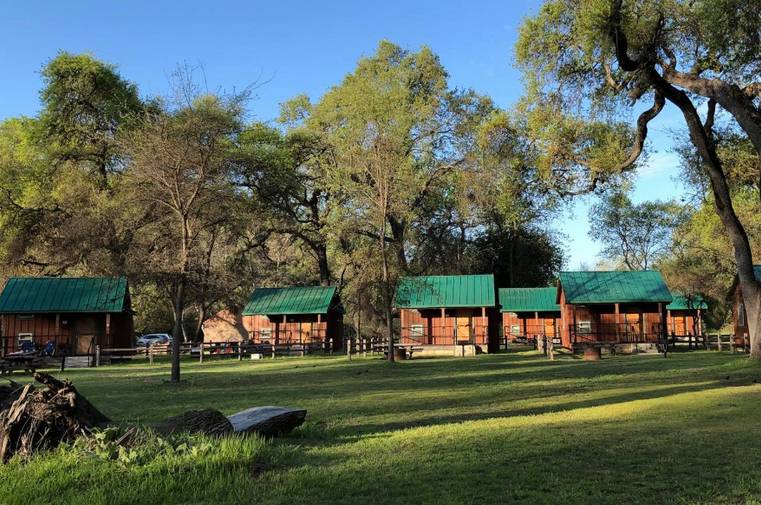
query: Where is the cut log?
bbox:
[227,406,306,437]
[154,409,233,436]
[0,372,110,462]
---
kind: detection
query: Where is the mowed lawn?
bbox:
[2,350,761,505]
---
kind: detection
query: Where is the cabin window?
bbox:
[510,325,520,335]
[410,324,424,338]
[17,314,34,320]
[576,321,592,334]
[259,328,272,341]
[17,333,33,346]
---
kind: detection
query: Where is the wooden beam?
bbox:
[441,307,447,344]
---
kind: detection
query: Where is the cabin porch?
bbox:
[563,302,667,350]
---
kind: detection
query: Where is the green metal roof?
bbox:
[0,277,128,314]
[499,287,560,313]
[395,274,496,309]
[242,286,337,315]
[558,271,672,304]
[667,294,708,311]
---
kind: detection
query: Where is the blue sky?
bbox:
[0,0,687,268]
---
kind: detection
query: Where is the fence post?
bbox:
[328,338,333,356]
[149,346,154,365]
[95,345,101,367]
[239,341,243,361]
[729,334,734,353]
[346,336,352,361]
[199,343,204,363]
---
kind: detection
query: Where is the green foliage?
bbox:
[589,192,684,270]
[40,52,143,181]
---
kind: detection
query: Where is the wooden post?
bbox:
[95,345,101,367]
[199,342,204,363]
[238,340,243,361]
[729,333,735,353]
[328,338,333,356]
[614,303,620,342]
[149,346,154,365]
[441,307,446,347]
[105,313,111,349]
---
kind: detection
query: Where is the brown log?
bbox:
[154,409,233,437]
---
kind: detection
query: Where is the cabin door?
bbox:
[544,318,555,339]
[455,317,472,343]
[299,322,312,344]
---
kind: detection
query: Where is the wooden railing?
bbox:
[398,325,490,346]
[570,323,665,346]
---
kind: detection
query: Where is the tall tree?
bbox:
[517,0,761,357]
[40,52,143,187]
[121,93,244,382]
[589,192,683,270]
[235,121,334,284]
[293,41,496,360]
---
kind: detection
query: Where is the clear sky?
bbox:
[0,0,687,269]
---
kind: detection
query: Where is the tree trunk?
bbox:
[316,242,331,286]
[381,224,394,363]
[171,275,186,382]
[651,74,761,358]
[606,8,761,358]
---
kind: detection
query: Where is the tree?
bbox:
[517,0,761,357]
[292,41,497,360]
[235,121,334,284]
[40,52,143,187]
[589,192,683,270]
[121,93,244,382]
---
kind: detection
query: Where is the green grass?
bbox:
[2,350,761,505]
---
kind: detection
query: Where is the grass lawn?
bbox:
[2,349,761,505]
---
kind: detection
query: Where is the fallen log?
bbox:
[227,406,307,437]
[0,372,109,462]
[154,409,233,437]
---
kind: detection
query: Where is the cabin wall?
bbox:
[666,310,700,336]
[558,287,666,347]
[399,307,498,351]
[1,311,133,354]
[502,312,561,341]
[244,311,341,348]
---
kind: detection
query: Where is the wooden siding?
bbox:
[399,307,500,352]
[243,308,343,349]
[0,311,133,355]
[502,311,560,341]
[666,309,701,336]
[558,286,666,348]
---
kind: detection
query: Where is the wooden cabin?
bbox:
[557,271,671,350]
[0,277,134,356]
[732,265,761,344]
[666,294,706,337]
[499,287,560,343]
[242,286,343,350]
[396,274,499,354]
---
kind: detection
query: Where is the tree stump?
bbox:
[583,346,602,361]
[0,372,110,462]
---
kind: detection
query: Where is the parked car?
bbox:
[136,333,173,347]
